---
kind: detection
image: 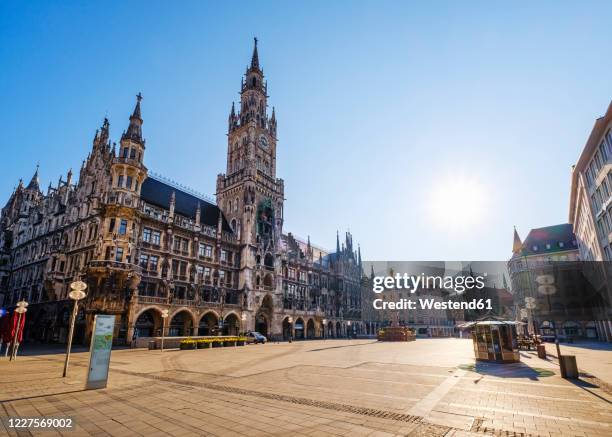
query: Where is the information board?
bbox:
[85,315,115,390]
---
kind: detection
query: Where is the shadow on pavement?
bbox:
[553,341,612,351]
[458,362,556,380]
[6,342,130,357]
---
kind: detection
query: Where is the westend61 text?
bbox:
[372,298,493,311]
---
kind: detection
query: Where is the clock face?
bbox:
[259,136,268,149]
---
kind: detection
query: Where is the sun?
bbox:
[428,174,487,231]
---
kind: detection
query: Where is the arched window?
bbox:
[252,77,257,87]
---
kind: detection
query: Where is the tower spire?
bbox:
[512,226,522,254]
[26,163,40,191]
[94,117,110,149]
[251,37,260,70]
[100,117,110,145]
[122,93,144,144]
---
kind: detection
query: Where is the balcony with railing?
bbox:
[112,156,143,167]
[136,293,242,310]
[88,260,142,273]
[256,285,275,293]
[104,191,137,208]
[138,295,168,305]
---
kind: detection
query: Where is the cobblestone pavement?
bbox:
[1,339,611,436]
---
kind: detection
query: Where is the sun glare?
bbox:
[428,175,487,231]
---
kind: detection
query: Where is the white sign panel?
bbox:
[86,315,115,390]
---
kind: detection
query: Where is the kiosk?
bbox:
[460,318,521,363]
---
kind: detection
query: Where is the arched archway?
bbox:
[198,311,218,336]
[263,274,273,288]
[223,312,240,335]
[135,308,162,337]
[264,253,274,269]
[336,321,342,338]
[255,313,269,337]
[255,294,273,337]
[295,317,305,340]
[169,310,194,336]
[306,319,315,339]
[282,316,293,340]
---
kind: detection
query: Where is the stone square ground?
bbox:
[1,338,611,436]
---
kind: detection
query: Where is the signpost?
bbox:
[9,301,28,361]
[160,309,169,352]
[63,280,87,377]
[524,297,536,335]
[85,315,115,390]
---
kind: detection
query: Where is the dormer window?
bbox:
[559,242,565,248]
[532,245,538,251]
[546,244,551,249]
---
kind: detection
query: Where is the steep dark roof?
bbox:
[520,223,577,256]
[140,176,232,232]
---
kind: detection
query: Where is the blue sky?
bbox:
[1,1,611,260]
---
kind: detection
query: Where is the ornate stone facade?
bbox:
[0,40,365,344]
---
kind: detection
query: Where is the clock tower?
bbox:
[216,38,284,332]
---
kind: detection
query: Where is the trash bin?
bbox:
[537,344,546,359]
[148,340,156,350]
[560,355,578,379]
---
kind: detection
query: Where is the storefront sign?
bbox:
[85,315,115,390]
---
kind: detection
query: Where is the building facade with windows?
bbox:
[0,40,365,344]
[507,224,612,341]
[569,101,612,261]
[567,101,612,340]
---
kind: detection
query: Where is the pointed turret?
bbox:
[26,164,40,191]
[512,227,522,254]
[250,37,260,70]
[269,106,277,137]
[99,117,110,146]
[336,230,340,254]
[228,102,238,132]
[122,93,144,144]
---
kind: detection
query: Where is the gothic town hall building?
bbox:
[0,41,365,345]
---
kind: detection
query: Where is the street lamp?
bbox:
[347,320,352,339]
[63,280,87,377]
[9,300,28,361]
[241,313,247,336]
[288,316,293,343]
[322,319,327,340]
[536,275,562,363]
[160,309,169,352]
[525,297,536,336]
